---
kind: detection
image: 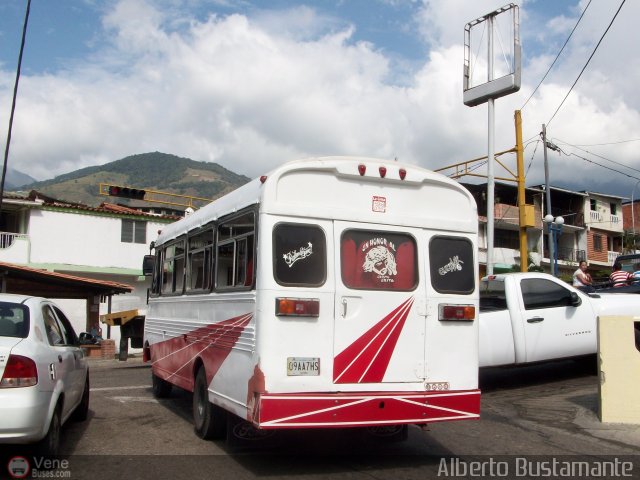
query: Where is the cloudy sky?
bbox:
[0,0,637,196]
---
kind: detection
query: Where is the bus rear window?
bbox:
[429,236,475,294]
[273,224,326,286]
[341,230,417,291]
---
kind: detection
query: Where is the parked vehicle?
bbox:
[144,157,481,441]
[479,272,640,367]
[590,253,640,292]
[0,294,90,454]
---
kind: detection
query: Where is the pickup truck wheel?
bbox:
[152,372,172,398]
[193,367,226,440]
[37,405,61,456]
[72,375,90,421]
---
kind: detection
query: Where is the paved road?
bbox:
[2,357,639,479]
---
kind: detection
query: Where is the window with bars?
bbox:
[593,234,603,252]
[121,219,146,244]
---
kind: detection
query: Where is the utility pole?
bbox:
[486,14,495,275]
[542,124,554,271]
[515,111,527,272]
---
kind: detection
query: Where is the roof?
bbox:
[529,185,626,200]
[4,190,181,221]
[582,191,627,200]
[0,261,133,299]
[528,185,589,197]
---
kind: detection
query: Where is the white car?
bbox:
[0,294,89,454]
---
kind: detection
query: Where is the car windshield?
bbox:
[0,302,29,338]
[615,255,640,274]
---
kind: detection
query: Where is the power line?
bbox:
[555,138,640,175]
[525,139,541,177]
[567,151,640,182]
[558,138,640,147]
[546,0,627,127]
[520,0,592,110]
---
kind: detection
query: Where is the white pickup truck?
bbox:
[479,272,640,367]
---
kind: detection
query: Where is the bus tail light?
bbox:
[439,304,475,322]
[1,354,38,388]
[276,298,320,317]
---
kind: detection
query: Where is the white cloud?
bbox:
[0,0,638,196]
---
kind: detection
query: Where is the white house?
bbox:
[0,190,179,350]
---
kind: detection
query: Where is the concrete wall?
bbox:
[27,209,166,270]
[598,315,640,424]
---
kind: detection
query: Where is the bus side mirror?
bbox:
[142,255,155,276]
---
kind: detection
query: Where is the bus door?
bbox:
[333,222,426,384]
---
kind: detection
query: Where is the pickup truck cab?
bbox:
[479,272,640,367]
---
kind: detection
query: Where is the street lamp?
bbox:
[544,214,564,277]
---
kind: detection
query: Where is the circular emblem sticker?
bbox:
[7,456,30,479]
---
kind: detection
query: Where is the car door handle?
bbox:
[527,317,544,323]
[58,355,63,363]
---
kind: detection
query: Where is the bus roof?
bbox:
[154,156,477,245]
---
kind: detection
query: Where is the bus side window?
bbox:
[161,239,186,295]
[150,251,162,295]
[186,226,214,292]
[215,211,255,290]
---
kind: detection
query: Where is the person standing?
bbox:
[609,262,632,287]
[572,260,593,292]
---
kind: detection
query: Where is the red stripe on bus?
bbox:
[257,390,481,428]
[150,313,252,391]
[333,297,414,384]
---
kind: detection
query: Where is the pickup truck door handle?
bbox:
[527,317,544,324]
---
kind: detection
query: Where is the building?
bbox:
[0,190,178,348]
[463,183,625,276]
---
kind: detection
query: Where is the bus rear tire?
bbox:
[152,371,172,398]
[193,367,226,440]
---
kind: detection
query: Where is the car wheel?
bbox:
[72,375,90,421]
[152,371,172,398]
[37,405,61,456]
[193,367,226,440]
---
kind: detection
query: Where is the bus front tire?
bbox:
[193,367,226,440]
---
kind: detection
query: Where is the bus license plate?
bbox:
[287,357,320,376]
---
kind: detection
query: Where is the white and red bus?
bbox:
[143,157,480,440]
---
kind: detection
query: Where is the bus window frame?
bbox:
[185,223,215,294]
[160,237,187,296]
[214,208,256,292]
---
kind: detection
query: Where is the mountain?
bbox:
[15,152,251,206]
[4,168,37,190]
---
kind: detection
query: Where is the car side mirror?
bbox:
[142,255,155,276]
[570,292,582,307]
[78,332,98,345]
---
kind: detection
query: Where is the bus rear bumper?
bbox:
[255,389,480,429]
